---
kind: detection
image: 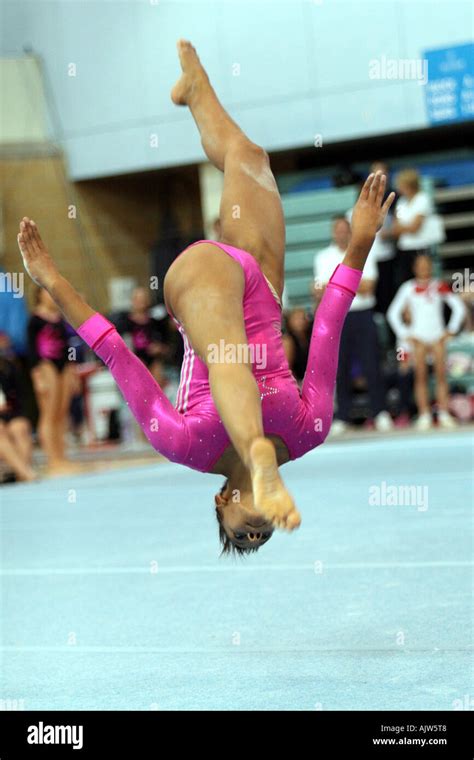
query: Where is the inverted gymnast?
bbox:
[17,40,394,554]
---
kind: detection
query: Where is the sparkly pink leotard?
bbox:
[77,241,362,472]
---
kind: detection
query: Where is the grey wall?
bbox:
[2,0,472,179]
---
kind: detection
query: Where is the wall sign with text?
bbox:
[424,42,474,124]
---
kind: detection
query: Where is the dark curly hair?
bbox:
[215,480,261,557]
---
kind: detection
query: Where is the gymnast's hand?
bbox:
[350,171,396,255]
[17,218,59,289]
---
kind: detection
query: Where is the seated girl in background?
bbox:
[0,332,36,482]
[387,253,466,430]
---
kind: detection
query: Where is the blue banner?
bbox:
[424,42,474,124]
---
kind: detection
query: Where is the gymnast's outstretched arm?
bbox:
[17,217,190,463]
[300,263,362,439]
[301,172,395,437]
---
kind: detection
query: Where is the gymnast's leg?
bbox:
[167,41,298,529]
[171,39,286,296]
[166,245,299,530]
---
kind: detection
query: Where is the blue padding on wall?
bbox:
[288,177,334,193]
[415,159,474,187]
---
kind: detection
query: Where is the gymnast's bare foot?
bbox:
[249,438,301,531]
[171,39,209,106]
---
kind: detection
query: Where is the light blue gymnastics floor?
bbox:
[1,430,472,711]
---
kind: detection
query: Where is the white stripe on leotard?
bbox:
[181,347,195,414]
[263,274,282,308]
[176,326,189,412]
[176,326,195,414]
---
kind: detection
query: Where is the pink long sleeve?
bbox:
[77,313,191,464]
[301,264,362,438]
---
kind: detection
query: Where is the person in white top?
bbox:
[389,169,445,285]
[387,254,466,430]
[314,216,393,434]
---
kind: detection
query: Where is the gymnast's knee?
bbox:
[225,138,269,170]
[8,417,32,436]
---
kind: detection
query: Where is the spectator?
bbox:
[0,332,36,482]
[387,253,466,430]
[390,169,445,285]
[355,161,397,315]
[391,307,415,427]
[28,288,78,475]
[64,317,87,442]
[282,308,313,383]
[114,286,170,386]
[164,315,184,371]
[460,291,474,333]
[0,269,37,422]
[314,216,393,434]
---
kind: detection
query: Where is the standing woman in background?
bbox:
[28,288,79,475]
[364,161,397,315]
[391,169,445,286]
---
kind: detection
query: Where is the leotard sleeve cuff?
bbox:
[329,264,362,296]
[76,313,116,350]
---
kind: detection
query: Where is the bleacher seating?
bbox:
[280,186,357,307]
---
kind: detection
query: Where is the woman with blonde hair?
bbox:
[391,168,445,284]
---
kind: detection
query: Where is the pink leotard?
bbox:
[77,240,361,473]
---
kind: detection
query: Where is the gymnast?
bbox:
[17,40,394,554]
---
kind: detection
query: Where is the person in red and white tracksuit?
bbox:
[387,254,466,430]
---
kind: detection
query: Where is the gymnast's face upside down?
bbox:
[214,480,274,555]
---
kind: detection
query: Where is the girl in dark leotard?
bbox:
[28,288,79,475]
[114,286,170,386]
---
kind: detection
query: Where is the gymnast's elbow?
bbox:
[138,420,191,466]
[312,415,332,446]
